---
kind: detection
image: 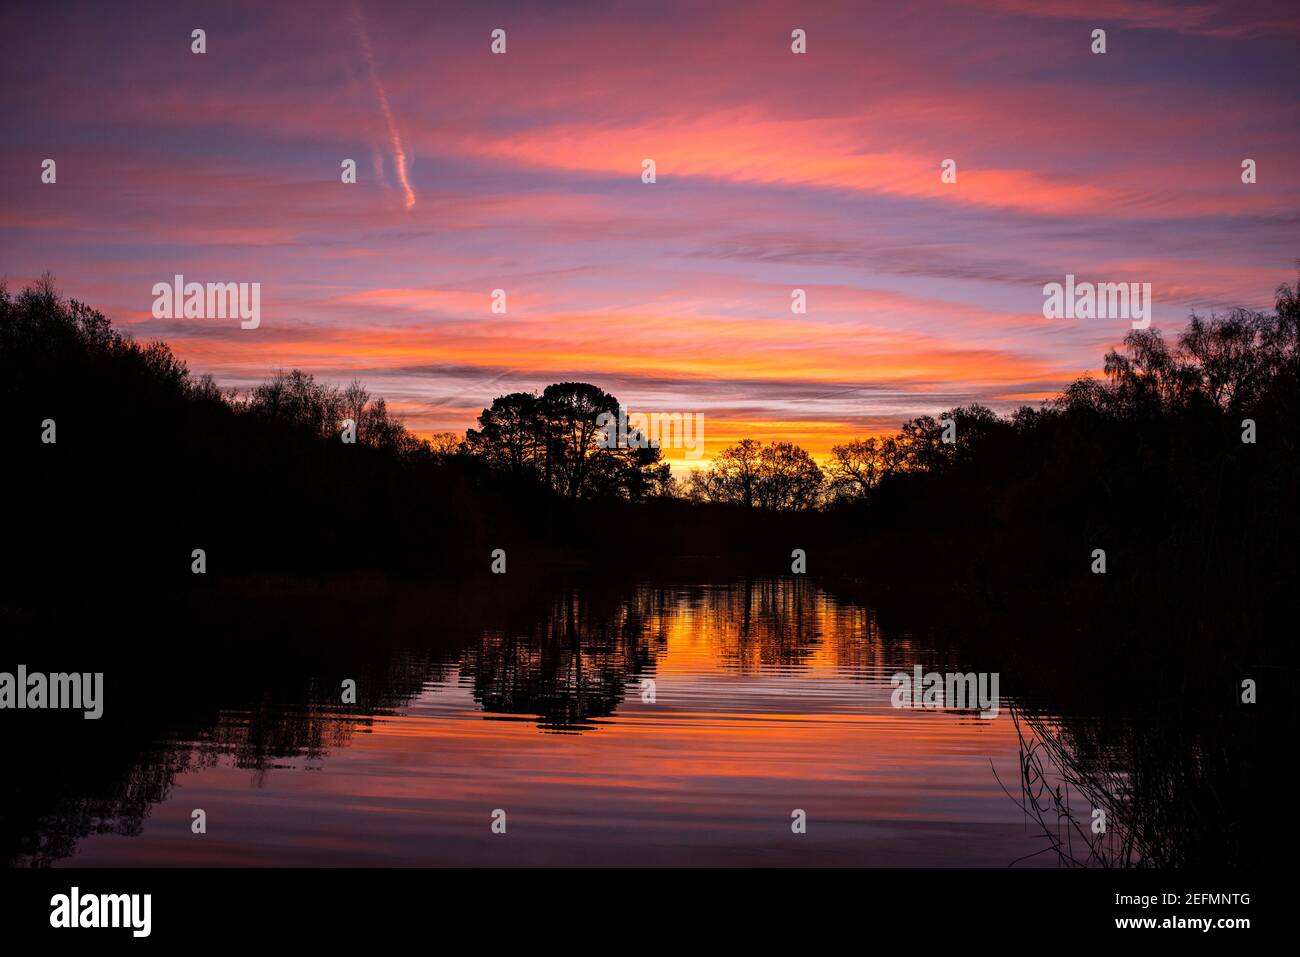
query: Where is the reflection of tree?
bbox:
[0,733,219,867]
[0,606,457,867]
[695,577,825,671]
[822,600,885,672]
[460,588,664,731]
[199,656,449,781]
[2,575,897,867]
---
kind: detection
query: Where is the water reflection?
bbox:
[462,588,664,732]
[4,575,1065,866]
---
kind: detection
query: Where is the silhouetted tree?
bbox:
[828,436,904,500]
[755,441,824,510]
[688,438,823,510]
[465,391,544,480]
[686,438,761,507]
[465,382,669,500]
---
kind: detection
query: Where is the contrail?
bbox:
[349,2,416,209]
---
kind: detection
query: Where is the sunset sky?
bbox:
[3,0,1298,467]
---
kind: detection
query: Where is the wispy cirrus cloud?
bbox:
[348,2,416,209]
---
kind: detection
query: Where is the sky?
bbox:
[3,0,1298,468]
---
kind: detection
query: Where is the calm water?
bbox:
[11,577,1057,867]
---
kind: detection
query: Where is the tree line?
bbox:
[3,268,1296,590]
[687,275,1299,513]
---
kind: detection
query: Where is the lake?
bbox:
[5,575,1057,867]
